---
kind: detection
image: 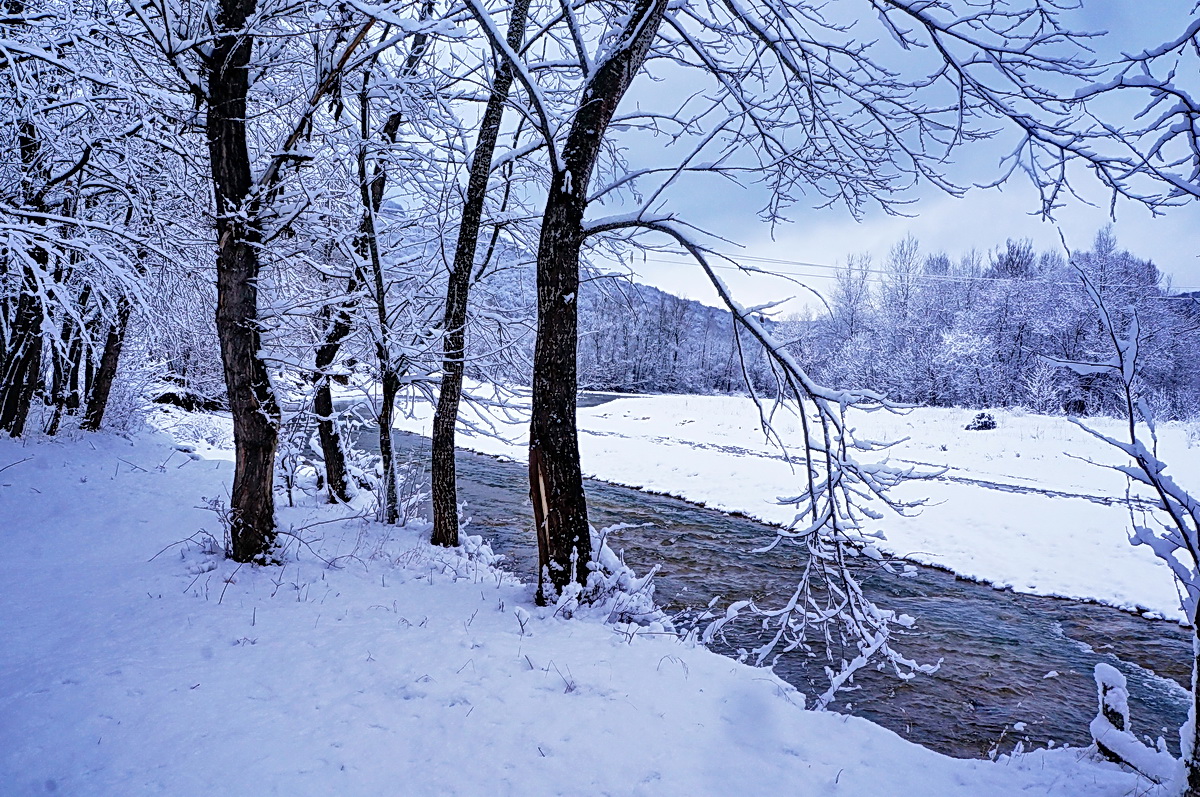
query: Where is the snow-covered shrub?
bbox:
[1089,663,1178,785]
[394,454,429,526]
[1184,418,1200,449]
[276,416,322,508]
[352,443,428,526]
[155,407,234,451]
[96,337,158,433]
[554,525,669,630]
[965,412,997,431]
[412,533,507,580]
[1022,360,1064,414]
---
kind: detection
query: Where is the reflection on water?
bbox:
[349,400,1191,759]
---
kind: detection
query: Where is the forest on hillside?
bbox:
[98,226,1199,422]
[475,228,1200,420]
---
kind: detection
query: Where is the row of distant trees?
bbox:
[782,229,1200,420]
[512,228,1198,420]
[470,275,754,395]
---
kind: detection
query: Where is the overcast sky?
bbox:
[621,172,1200,314]
[592,0,1200,314]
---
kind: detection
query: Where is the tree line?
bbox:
[779,229,1200,420]
[461,227,1200,420]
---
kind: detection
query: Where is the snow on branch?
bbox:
[585,215,941,707]
[463,0,562,172]
[1061,263,1200,624]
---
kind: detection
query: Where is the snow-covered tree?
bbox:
[0,0,156,436]
[1060,265,1200,795]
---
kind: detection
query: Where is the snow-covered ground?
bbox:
[0,421,1173,795]
[384,389,1198,623]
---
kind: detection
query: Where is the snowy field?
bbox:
[0,425,1166,796]
[384,388,1198,623]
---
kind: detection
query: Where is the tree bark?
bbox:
[526,0,667,602]
[312,280,356,503]
[530,192,589,601]
[0,262,44,437]
[44,283,90,436]
[357,100,401,525]
[431,0,530,548]
[81,298,131,431]
[356,158,400,523]
[0,114,50,437]
[377,359,400,525]
[205,0,281,562]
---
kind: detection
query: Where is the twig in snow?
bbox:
[0,456,32,474]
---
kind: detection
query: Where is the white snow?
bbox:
[388,391,1198,622]
[0,423,1166,796]
[1091,664,1181,785]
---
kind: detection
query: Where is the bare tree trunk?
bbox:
[64,327,85,411]
[521,0,667,602]
[0,262,44,437]
[81,298,131,431]
[333,16,433,523]
[377,357,400,525]
[205,0,280,562]
[431,0,529,548]
[0,113,51,437]
[356,169,400,522]
[312,281,356,503]
[45,284,90,436]
[357,101,401,525]
[529,193,589,601]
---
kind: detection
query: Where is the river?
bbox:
[347,398,1191,760]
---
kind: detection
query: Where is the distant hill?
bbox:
[465,258,773,394]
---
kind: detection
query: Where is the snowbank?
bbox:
[0,428,1161,795]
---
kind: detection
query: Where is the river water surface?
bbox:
[349,398,1191,760]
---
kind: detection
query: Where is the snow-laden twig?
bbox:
[584,216,940,705]
[1062,260,1200,793]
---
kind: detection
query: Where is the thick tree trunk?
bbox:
[1,112,50,437]
[523,0,667,603]
[431,0,529,548]
[206,0,280,562]
[530,189,589,602]
[81,299,131,431]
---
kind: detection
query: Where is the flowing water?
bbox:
[346,397,1191,760]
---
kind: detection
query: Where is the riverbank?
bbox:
[0,426,1162,795]
[377,386,1193,623]
[377,428,1191,759]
